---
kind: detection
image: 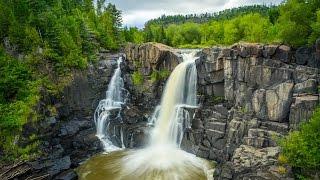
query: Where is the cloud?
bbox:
[107,0,283,27]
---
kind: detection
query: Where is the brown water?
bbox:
[80,51,214,180]
[77,149,214,180]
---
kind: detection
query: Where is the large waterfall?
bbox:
[118,51,212,179]
[94,56,125,151]
[150,52,198,147]
[79,51,212,180]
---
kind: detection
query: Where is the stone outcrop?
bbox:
[124,42,182,75]
[182,43,319,179]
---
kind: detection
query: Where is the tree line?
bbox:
[124,1,320,48]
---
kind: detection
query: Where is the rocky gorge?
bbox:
[1,41,319,180]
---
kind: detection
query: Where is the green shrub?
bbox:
[132,71,144,86]
[279,107,320,176]
[150,71,160,83]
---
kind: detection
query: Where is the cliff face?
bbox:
[123,42,319,179]
[2,42,318,179]
[185,43,319,179]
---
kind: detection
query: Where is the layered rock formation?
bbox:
[123,42,319,179]
[2,42,319,179]
[183,43,320,179]
[122,42,319,179]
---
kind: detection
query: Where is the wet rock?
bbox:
[123,106,146,124]
[48,156,71,176]
[54,169,78,180]
[196,146,210,159]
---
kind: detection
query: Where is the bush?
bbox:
[279,107,320,175]
[132,71,144,86]
[0,53,42,161]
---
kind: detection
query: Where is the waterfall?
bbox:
[80,51,213,180]
[150,51,198,147]
[94,56,125,151]
[119,51,211,179]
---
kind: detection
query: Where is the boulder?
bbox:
[55,169,78,180]
[266,81,294,122]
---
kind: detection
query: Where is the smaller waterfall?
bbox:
[94,56,125,151]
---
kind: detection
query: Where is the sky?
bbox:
[107,0,284,28]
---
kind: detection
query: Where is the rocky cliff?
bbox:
[122,42,319,179]
[2,42,319,180]
[184,43,320,179]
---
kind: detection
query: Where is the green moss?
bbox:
[150,69,171,83]
[133,60,142,68]
[212,96,225,104]
[132,71,144,86]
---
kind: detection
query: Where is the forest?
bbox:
[0,0,319,179]
[0,0,123,161]
[124,1,320,48]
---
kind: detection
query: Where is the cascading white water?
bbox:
[79,51,213,180]
[150,51,198,147]
[118,51,212,179]
[94,56,125,151]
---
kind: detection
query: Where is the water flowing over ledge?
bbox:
[94,56,125,152]
[79,50,213,180]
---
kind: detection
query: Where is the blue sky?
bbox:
[107,0,284,28]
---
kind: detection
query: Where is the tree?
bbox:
[277,0,315,46]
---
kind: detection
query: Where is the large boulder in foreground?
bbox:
[124,42,182,75]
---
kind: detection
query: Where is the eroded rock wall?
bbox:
[121,42,319,179]
[183,43,320,179]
